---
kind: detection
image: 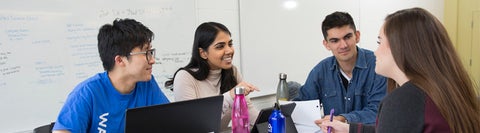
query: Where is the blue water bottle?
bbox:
[268,103,285,133]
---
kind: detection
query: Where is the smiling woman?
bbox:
[199,31,234,70]
[165,22,259,132]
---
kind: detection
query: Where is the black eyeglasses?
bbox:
[129,48,156,61]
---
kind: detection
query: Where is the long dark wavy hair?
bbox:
[384,7,480,132]
[164,22,237,94]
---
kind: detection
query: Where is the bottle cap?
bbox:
[234,87,245,95]
[274,102,281,110]
[279,73,287,80]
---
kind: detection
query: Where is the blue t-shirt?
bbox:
[52,72,170,133]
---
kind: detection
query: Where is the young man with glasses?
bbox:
[52,18,170,133]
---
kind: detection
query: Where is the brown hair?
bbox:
[384,7,480,132]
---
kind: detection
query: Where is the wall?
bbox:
[445,0,480,93]
[239,0,444,97]
[458,0,480,92]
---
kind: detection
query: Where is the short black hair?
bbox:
[321,11,357,39]
[97,18,154,71]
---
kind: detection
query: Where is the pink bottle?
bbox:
[232,87,249,133]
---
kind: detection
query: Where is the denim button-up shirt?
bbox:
[295,47,386,124]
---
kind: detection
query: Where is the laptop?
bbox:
[125,95,223,133]
[251,103,297,133]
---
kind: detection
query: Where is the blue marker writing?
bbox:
[327,108,334,133]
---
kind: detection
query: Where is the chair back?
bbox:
[33,122,55,133]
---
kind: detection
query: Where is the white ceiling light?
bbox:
[283,0,297,10]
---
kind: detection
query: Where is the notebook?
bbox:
[125,95,223,133]
[251,102,297,133]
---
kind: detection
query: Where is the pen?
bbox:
[327,108,334,133]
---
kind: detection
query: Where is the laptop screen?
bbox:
[125,95,223,133]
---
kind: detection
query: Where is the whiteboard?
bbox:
[239,0,444,97]
[0,0,241,132]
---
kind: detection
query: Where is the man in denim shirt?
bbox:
[294,11,386,124]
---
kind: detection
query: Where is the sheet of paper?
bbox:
[280,100,323,128]
[295,124,323,133]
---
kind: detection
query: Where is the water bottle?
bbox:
[268,103,286,133]
[232,87,249,133]
[276,73,289,102]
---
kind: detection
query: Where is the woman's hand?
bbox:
[321,115,347,123]
[315,118,349,133]
[229,81,260,97]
